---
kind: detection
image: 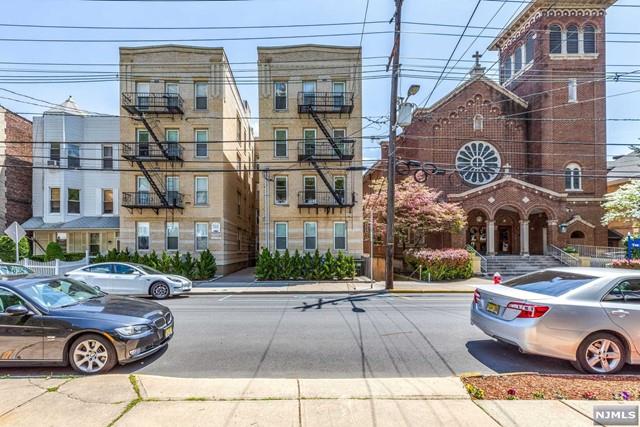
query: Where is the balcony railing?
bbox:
[297,92,354,114]
[298,191,355,208]
[122,92,184,115]
[297,140,355,161]
[122,142,184,162]
[122,191,184,209]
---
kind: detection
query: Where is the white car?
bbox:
[66,262,192,299]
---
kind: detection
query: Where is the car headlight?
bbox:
[115,324,152,337]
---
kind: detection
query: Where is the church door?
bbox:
[498,226,513,254]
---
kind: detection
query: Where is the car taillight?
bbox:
[473,289,480,304]
[506,302,550,318]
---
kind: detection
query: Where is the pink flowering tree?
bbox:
[364,177,466,246]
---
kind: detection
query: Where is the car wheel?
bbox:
[69,334,117,375]
[150,281,170,300]
[576,333,626,374]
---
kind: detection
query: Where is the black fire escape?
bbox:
[297,91,356,210]
[121,92,185,214]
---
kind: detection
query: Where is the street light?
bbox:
[397,85,420,128]
[407,84,421,98]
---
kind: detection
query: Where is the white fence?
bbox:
[20,250,90,276]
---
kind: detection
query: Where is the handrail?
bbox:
[569,244,626,260]
[466,244,487,274]
[547,244,580,267]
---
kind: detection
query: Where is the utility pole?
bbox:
[385,0,403,290]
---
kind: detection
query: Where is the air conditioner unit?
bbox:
[47,160,60,167]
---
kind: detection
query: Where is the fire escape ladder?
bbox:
[310,160,343,207]
[137,114,171,159]
[308,109,343,157]
[135,161,170,208]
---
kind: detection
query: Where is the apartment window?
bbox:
[549,25,562,54]
[102,145,113,170]
[525,33,535,63]
[568,78,578,103]
[50,187,61,213]
[567,25,579,54]
[334,222,347,251]
[195,129,208,157]
[166,176,180,206]
[503,56,512,81]
[166,222,179,251]
[303,176,316,204]
[68,188,80,214]
[302,81,316,106]
[195,82,208,110]
[50,142,61,162]
[166,82,179,109]
[514,46,522,72]
[333,81,346,108]
[68,144,80,168]
[565,163,582,191]
[195,176,208,205]
[304,222,317,251]
[274,81,287,110]
[275,222,288,251]
[334,176,346,203]
[89,233,100,256]
[195,222,208,251]
[274,129,288,158]
[166,129,179,154]
[236,115,241,143]
[274,176,288,205]
[103,189,113,214]
[237,191,242,215]
[137,129,150,157]
[584,24,596,54]
[137,222,150,251]
[136,82,150,110]
[303,128,316,157]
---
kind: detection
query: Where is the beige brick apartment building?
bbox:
[257,45,363,257]
[119,45,256,274]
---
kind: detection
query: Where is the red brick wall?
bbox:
[3,111,32,229]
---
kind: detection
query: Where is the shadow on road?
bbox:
[466,339,640,375]
[293,291,385,312]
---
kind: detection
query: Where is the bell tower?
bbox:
[489,0,616,199]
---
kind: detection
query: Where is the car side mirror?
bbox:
[93,285,101,292]
[5,305,30,316]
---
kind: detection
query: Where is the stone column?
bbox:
[547,219,558,248]
[487,220,496,256]
[520,220,530,256]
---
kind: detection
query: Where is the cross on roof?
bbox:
[473,51,482,67]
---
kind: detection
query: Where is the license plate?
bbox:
[164,326,173,338]
[486,302,500,315]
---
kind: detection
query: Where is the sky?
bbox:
[1,0,639,165]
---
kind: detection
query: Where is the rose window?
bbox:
[455,141,501,185]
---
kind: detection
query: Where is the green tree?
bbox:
[0,236,29,263]
[44,242,65,261]
[195,249,217,279]
[602,180,640,228]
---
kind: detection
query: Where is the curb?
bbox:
[186,289,475,295]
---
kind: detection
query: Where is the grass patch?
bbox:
[46,386,60,393]
[107,398,142,427]
[185,397,207,401]
[128,375,141,399]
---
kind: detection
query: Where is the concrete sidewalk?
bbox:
[0,375,618,426]
[191,278,489,294]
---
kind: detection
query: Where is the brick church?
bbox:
[367,0,615,257]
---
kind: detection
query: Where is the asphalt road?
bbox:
[8,293,640,378]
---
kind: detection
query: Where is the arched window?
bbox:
[570,230,585,239]
[473,114,483,131]
[564,163,582,190]
[514,46,522,72]
[503,56,512,80]
[567,25,579,54]
[583,24,596,54]
[525,33,535,63]
[549,25,562,53]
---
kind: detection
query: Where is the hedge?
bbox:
[92,248,217,280]
[255,249,356,281]
[405,248,473,281]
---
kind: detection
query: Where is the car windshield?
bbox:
[134,264,163,275]
[0,264,34,276]
[19,278,104,309]
[502,271,597,297]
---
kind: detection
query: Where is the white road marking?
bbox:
[218,295,232,301]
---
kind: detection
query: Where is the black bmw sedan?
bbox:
[0,276,173,374]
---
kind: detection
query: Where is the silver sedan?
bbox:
[471,267,640,374]
[66,262,192,299]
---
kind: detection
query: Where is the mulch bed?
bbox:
[462,374,640,400]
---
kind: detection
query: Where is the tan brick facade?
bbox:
[118,45,257,274]
[257,45,363,257]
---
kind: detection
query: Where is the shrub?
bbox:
[44,242,65,261]
[90,248,216,280]
[0,236,30,262]
[405,248,473,281]
[465,384,485,400]
[255,249,358,281]
[611,259,640,270]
